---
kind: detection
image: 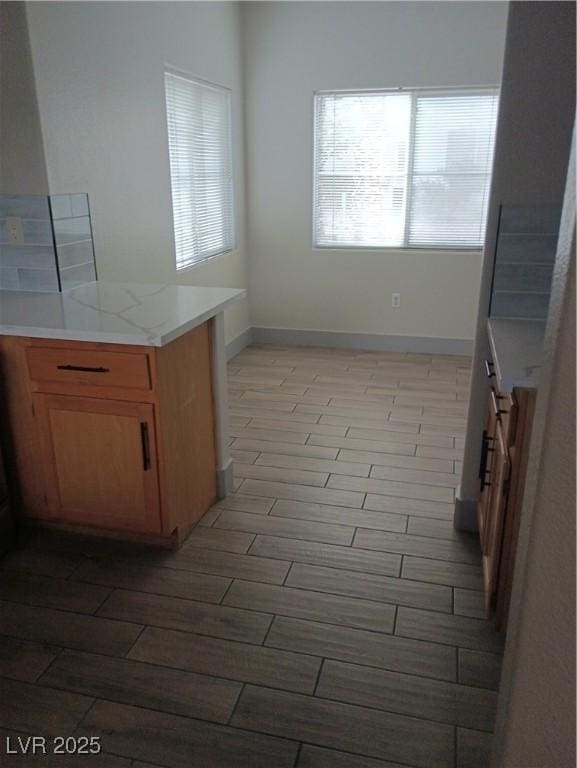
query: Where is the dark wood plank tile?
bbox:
[298,744,406,768]
[231,685,454,768]
[270,499,407,534]
[196,505,222,526]
[454,589,486,619]
[317,659,497,731]
[266,617,456,682]
[132,763,168,768]
[182,526,256,554]
[307,434,416,457]
[417,444,464,461]
[239,478,365,509]
[79,700,299,768]
[353,529,480,564]
[224,581,395,633]
[0,678,93,736]
[286,562,452,613]
[129,625,321,694]
[98,589,271,644]
[230,426,309,444]
[0,635,59,683]
[248,418,343,437]
[0,548,84,578]
[338,448,453,474]
[233,437,339,460]
[231,449,260,464]
[212,493,276,515]
[0,601,142,656]
[231,404,317,422]
[457,727,494,768]
[327,474,454,504]
[214,509,355,545]
[249,535,401,577]
[402,556,484,590]
[347,427,452,448]
[458,649,502,691]
[0,572,110,614]
[234,461,330,488]
[320,415,419,436]
[407,516,461,540]
[396,607,505,653]
[40,649,240,723]
[363,493,454,521]
[72,560,230,603]
[369,464,458,489]
[257,452,371,478]
[168,545,290,583]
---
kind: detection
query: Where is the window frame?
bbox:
[164,66,236,273]
[312,85,499,253]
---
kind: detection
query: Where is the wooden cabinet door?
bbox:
[34,394,161,533]
[481,421,510,617]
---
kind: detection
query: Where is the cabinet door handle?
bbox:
[140,422,151,471]
[490,390,508,419]
[485,359,495,379]
[56,364,110,374]
[479,430,495,491]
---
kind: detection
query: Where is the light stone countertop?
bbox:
[0,281,245,347]
[487,317,546,392]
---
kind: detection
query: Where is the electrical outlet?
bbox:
[6,217,24,244]
[391,293,401,308]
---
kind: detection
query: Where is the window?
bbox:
[165,70,234,270]
[313,88,499,249]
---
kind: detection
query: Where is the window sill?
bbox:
[312,245,483,253]
[175,247,237,274]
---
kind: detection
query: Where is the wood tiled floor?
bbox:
[0,344,504,768]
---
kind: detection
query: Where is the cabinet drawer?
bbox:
[26,347,151,391]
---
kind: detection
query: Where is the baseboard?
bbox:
[251,326,473,356]
[216,459,234,498]
[454,494,479,532]
[226,327,253,360]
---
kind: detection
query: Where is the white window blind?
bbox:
[314,88,498,249]
[165,71,234,270]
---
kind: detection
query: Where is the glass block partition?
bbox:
[0,193,97,292]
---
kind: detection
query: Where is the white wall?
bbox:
[0,2,48,195]
[242,1,508,343]
[25,1,249,344]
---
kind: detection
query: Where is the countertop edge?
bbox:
[487,318,544,392]
[0,288,246,347]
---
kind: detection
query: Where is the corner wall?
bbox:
[241,1,508,347]
[0,2,48,194]
[24,1,250,345]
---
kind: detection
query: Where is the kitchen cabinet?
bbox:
[478,358,536,630]
[33,395,161,533]
[0,321,217,546]
[0,439,15,555]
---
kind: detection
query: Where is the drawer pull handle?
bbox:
[490,390,508,419]
[140,422,151,471]
[485,359,495,379]
[56,364,110,374]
